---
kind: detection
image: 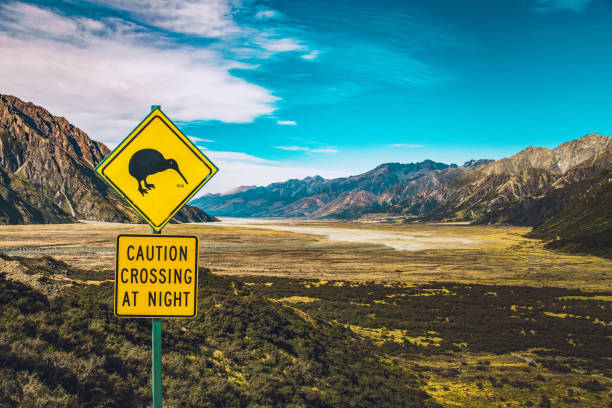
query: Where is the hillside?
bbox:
[527,170,612,259]
[1,251,611,407]
[0,168,74,224]
[408,168,562,222]
[401,134,611,224]
[0,254,431,407]
[476,146,612,225]
[0,94,214,225]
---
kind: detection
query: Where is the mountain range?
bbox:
[193,160,491,218]
[399,134,611,223]
[193,133,611,257]
[0,94,216,225]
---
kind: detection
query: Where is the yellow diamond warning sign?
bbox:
[95,107,218,231]
[115,234,199,318]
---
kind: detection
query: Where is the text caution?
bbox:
[115,234,199,318]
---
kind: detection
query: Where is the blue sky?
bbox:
[0,0,610,194]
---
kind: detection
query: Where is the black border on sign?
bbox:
[114,234,199,319]
[101,116,214,230]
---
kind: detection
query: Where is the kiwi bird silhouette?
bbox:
[128,149,188,196]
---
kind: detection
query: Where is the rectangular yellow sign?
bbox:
[115,234,199,318]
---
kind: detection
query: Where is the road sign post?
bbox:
[152,228,162,408]
[95,105,218,407]
[152,317,162,408]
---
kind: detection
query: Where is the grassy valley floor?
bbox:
[0,221,610,289]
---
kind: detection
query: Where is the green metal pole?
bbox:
[152,227,162,407]
[152,318,162,408]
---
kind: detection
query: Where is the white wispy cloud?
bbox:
[205,150,279,164]
[389,144,424,148]
[301,50,320,60]
[531,0,591,12]
[0,2,281,144]
[274,146,338,153]
[194,150,345,194]
[190,136,214,143]
[276,120,297,125]
[258,37,305,52]
[85,0,240,37]
[255,10,278,19]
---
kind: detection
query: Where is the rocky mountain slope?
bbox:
[479,133,610,176]
[193,160,457,218]
[309,160,494,219]
[527,169,611,258]
[0,168,74,225]
[378,160,493,206]
[524,147,612,258]
[476,145,612,225]
[0,94,215,224]
[193,159,495,219]
[399,134,611,224]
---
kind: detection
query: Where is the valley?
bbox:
[1,93,611,406]
[0,220,610,290]
[0,220,610,407]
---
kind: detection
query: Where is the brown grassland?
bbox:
[0,221,610,289]
[0,220,611,407]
